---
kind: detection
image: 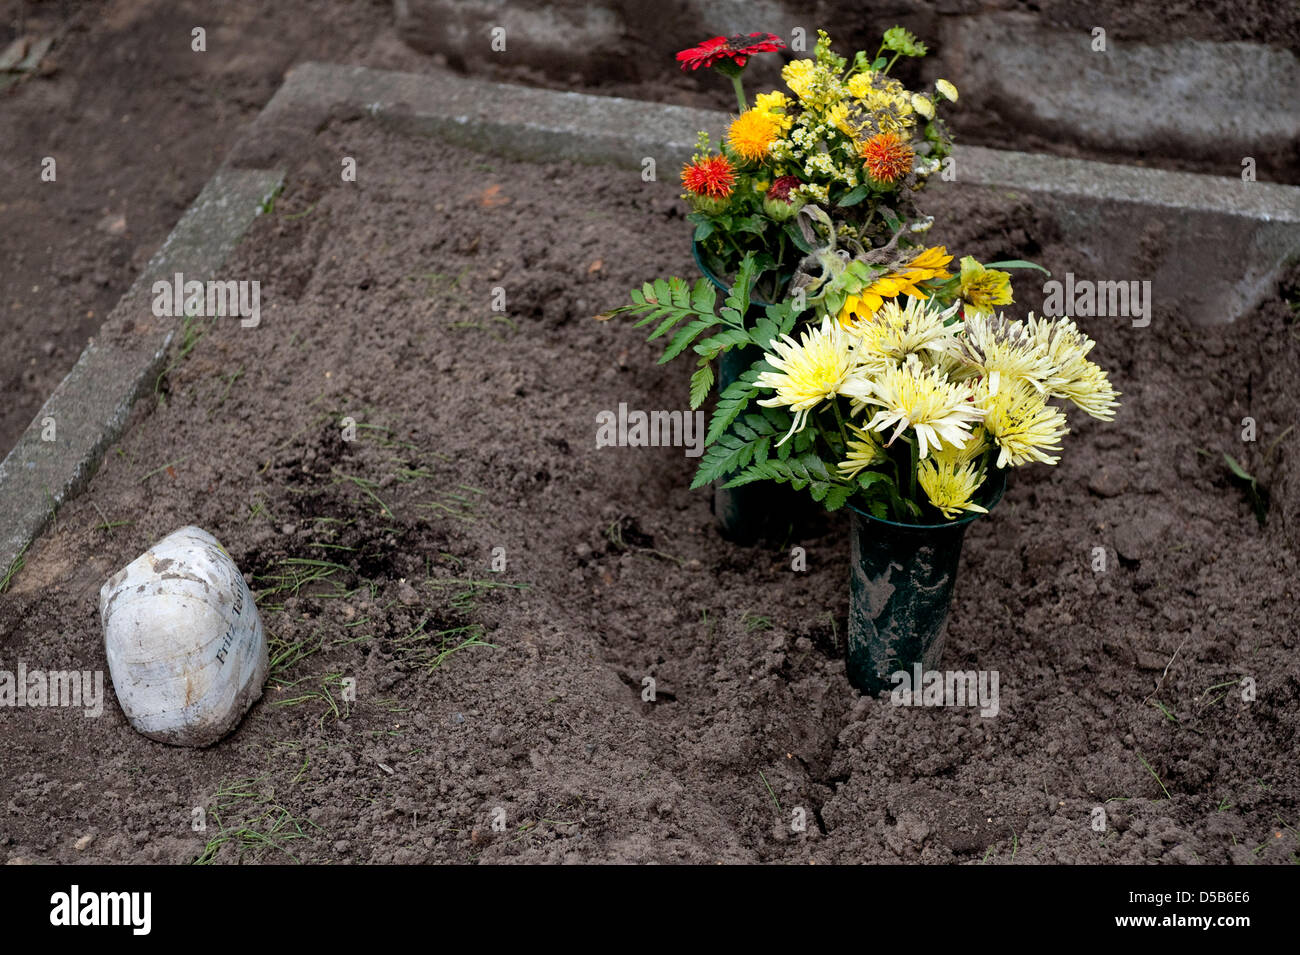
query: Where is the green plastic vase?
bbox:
[845,467,1007,694]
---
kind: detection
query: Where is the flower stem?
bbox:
[907,436,919,503]
[730,72,748,113]
[830,399,850,453]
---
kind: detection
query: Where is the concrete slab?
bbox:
[0,168,284,584]
[940,149,1300,326]
[938,13,1300,183]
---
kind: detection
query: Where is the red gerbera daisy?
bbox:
[860,132,915,185]
[681,154,736,200]
[676,32,785,71]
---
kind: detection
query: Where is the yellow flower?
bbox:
[935,79,958,102]
[727,109,780,163]
[782,59,818,100]
[850,354,983,459]
[755,315,855,445]
[754,90,794,130]
[847,73,873,99]
[979,378,1069,468]
[825,102,856,139]
[917,441,988,519]
[838,424,886,480]
[838,246,954,326]
[846,72,915,134]
[911,94,934,119]
[958,256,1014,315]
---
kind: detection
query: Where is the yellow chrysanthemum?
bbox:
[727,109,780,163]
[911,94,935,119]
[755,90,791,114]
[755,315,855,445]
[848,354,983,458]
[918,445,988,519]
[838,246,954,326]
[1027,314,1120,420]
[845,72,915,134]
[782,59,818,100]
[846,73,873,99]
[754,90,794,131]
[979,377,1069,468]
[837,424,887,480]
[825,102,856,139]
[959,256,1014,315]
[847,297,962,367]
[935,79,958,102]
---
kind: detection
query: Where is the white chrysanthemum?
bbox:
[755,315,854,445]
[952,312,1055,395]
[852,354,983,458]
[1027,314,1120,420]
[848,296,962,369]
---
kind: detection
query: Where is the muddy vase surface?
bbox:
[99,525,267,746]
[846,470,1006,694]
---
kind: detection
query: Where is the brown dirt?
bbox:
[1,116,1297,864]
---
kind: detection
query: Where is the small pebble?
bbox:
[1088,467,1128,498]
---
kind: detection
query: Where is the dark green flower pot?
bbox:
[845,467,1007,694]
[691,242,804,544]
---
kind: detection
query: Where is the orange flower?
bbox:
[860,132,915,185]
[681,154,736,199]
[727,109,779,163]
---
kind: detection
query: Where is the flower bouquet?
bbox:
[607,27,1121,692]
[673,28,956,305]
[611,28,967,541]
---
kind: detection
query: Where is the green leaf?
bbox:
[652,278,672,308]
[984,259,1051,276]
[660,317,722,363]
[784,221,815,254]
[1223,453,1255,485]
[724,254,758,316]
[693,219,715,243]
[645,308,688,340]
[689,279,717,314]
[689,362,714,410]
[691,430,772,489]
[855,471,892,493]
[870,56,887,70]
[693,327,752,359]
[837,184,870,208]
[706,373,766,445]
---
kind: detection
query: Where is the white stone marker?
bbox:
[100,526,267,746]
